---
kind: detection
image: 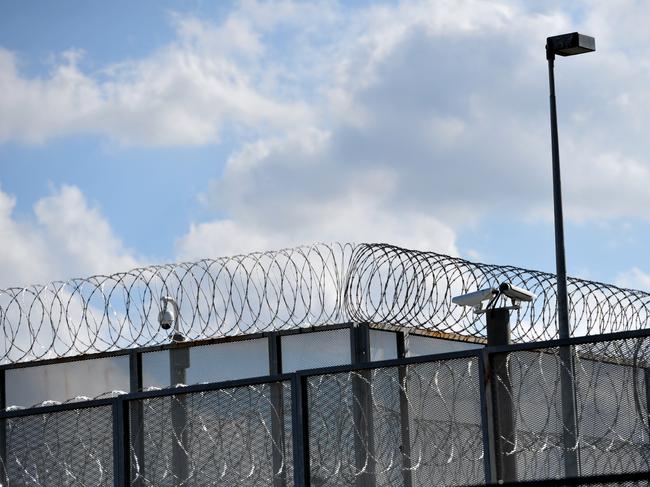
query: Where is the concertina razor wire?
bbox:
[0,242,648,364]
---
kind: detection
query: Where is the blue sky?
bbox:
[1,0,649,291]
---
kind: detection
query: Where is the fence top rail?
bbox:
[1,242,648,365]
[124,372,293,402]
[466,470,650,487]
[0,372,294,418]
[295,347,483,378]
[486,326,650,354]
[0,396,115,419]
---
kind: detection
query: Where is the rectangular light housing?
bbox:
[547,32,595,56]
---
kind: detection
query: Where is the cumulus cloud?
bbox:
[179,123,460,258]
[3,0,650,273]
[180,0,650,257]
[0,10,311,145]
[616,268,650,292]
[0,185,139,288]
[178,201,458,259]
[0,190,52,287]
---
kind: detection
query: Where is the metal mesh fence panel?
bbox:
[407,357,485,487]
[492,336,650,482]
[129,381,293,486]
[307,356,484,486]
[1,405,113,486]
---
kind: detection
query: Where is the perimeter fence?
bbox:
[3,327,650,486]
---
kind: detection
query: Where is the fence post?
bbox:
[486,308,517,483]
[129,351,145,486]
[396,332,413,487]
[0,370,7,486]
[269,334,287,487]
[170,347,190,487]
[559,344,580,477]
[351,324,375,487]
[479,350,495,484]
[291,373,310,487]
[113,397,130,487]
[634,370,650,470]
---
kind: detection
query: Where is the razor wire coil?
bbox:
[0,242,648,364]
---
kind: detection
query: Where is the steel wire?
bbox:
[1,242,649,364]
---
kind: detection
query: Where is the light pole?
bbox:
[546,32,595,340]
[546,32,595,478]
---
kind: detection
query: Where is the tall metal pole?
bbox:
[547,47,580,478]
[547,52,570,342]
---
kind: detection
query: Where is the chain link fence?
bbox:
[3,330,650,486]
[1,402,114,486]
[491,336,650,482]
[307,357,484,486]
[128,381,292,486]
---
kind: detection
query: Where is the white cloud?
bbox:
[178,126,459,259]
[178,202,458,260]
[3,0,650,273]
[34,186,139,277]
[616,268,650,292]
[0,9,311,146]
[172,0,650,261]
[0,190,53,287]
[0,185,139,288]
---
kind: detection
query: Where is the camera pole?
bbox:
[168,301,190,486]
[486,307,517,483]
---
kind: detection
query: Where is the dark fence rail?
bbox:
[1,243,649,364]
[3,329,650,486]
[471,470,650,486]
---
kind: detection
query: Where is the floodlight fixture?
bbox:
[546,32,595,59]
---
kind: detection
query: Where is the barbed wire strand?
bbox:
[0,242,648,364]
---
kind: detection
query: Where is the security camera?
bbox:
[159,311,174,330]
[158,296,178,331]
[452,287,498,310]
[499,282,536,303]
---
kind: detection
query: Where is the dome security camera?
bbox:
[158,307,175,330]
[158,296,183,340]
